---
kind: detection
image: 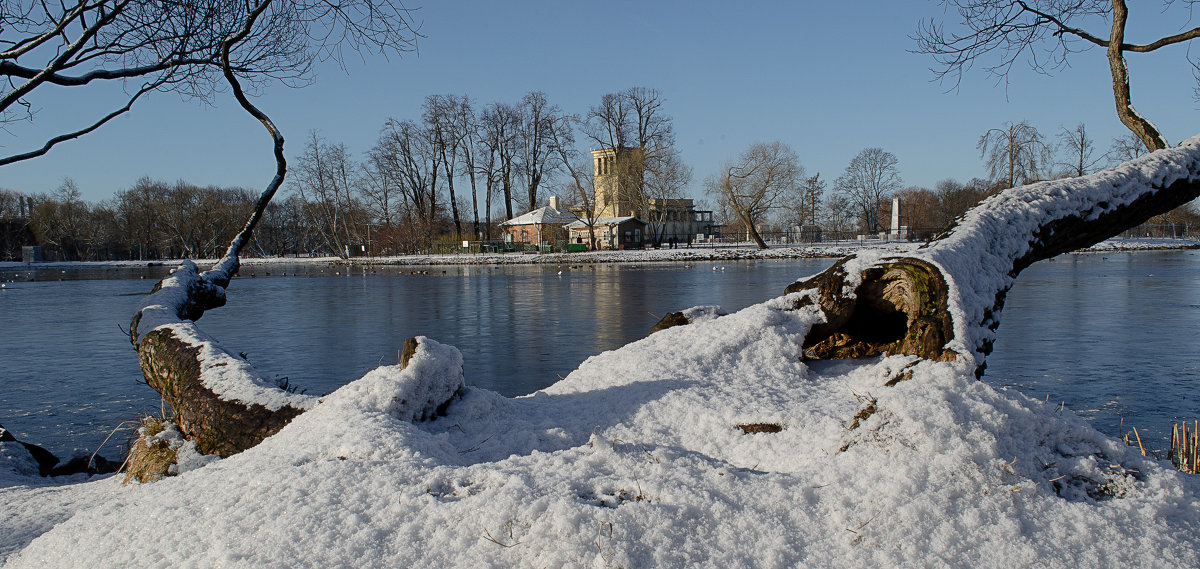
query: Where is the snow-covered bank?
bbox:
[2,237,1195,273]
[2,293,1198,567]
[215,237,1200,266]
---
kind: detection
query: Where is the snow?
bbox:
[920,134,1200,366]
[0,237,1194,276]
[131,260,318,412]
[500,205,581,226]
[3,139,1200,567]
[2,293,1198,567]
[161,323,319,412]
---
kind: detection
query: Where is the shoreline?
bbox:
[2,237,1196,271]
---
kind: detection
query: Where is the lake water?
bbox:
[1,252,1197,462]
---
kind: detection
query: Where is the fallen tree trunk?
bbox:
[782,134,1200,375]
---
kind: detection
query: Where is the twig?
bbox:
[459,434,493,454]
[595,521,615,562]
[845,510,880,534]
[90,420,137,470]
[482,521,521,548]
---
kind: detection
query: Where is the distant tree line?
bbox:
[707,120,1200,248]
[1,179,255,261]
[4,98,1199,261]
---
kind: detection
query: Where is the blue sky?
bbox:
[3,1,1199,204]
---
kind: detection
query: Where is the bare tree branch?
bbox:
[0,78,157,166]
[914,0,1190,150]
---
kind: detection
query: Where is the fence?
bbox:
[431,224,1197,255]
[1116,223,1195,240]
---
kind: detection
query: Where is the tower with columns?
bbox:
[591,147,643,219]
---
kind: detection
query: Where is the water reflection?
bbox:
[198,261,827,399]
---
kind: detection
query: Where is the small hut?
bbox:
[500,197,581,251]
[566,217,647,250]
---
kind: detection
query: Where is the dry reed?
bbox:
[1124,420,1200,475]
[1171,420,1199,474]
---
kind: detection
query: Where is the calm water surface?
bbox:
[1,252,1197,460]
[987,250,1200,445]
[0,260,828,456]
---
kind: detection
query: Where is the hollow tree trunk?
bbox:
[782,135,1200,375]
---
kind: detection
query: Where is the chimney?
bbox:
[549,196,560,211]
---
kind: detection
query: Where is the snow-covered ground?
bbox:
[3,287,1198,567]
[223,236,1200,266]
[2,236,1195,273]
[2,233,1199,567]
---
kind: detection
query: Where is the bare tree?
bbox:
[834,147,903,233]
[28,179,89,259]
[114,178,169,259]
[822,193,854,240]
[1108,132,1148,165]
[515,91,570,213]
[157,182,253,258]
[561,159,602,250]
[582,87,676,219]
[116,0,422,479]
[1,0,419,166]
[423,94,467,236]
[772,140,1200,382]
[548,114,602,249]
[478,102,520,223]
[249,193,312,256]
[448,95,482,239]
[374,118,440,230]
[639,146,692,244]
[914,0,1199,151]
[934,178,997,229]
[361,146,400,230]
[1057,122,1104,177]
[628,87,675,154]
[291,131,364,259]
[583,91,632,151]
[978,122,1050,189]
[706,141,803,249]
[891,185,940,238]
[0,188,24,218]
[782,172,826,229]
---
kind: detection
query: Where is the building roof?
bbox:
[500,205,581,227]
[565,216,644,229]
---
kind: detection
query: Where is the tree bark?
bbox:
[742,211,769,249]
[1108,0,1170,152]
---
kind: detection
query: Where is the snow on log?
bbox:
[127,259,317,480]
[127,257,464,480]
[784,134,1200,374]
[319,336,465,422]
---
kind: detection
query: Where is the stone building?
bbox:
[587,147,713,246]
[500,196,580,250]
[566,216,646,250]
